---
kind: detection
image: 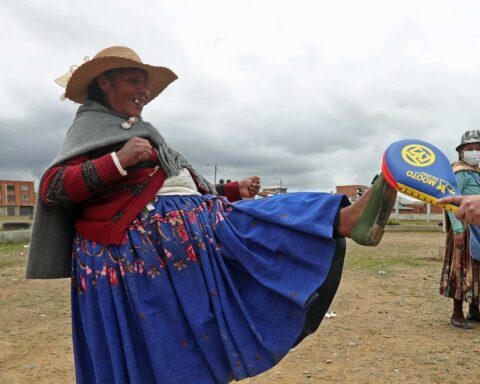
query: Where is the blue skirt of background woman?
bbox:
[71,192,346,384]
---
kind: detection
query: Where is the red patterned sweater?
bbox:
[41,148,240,245]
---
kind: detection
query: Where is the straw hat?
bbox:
[55,46,178,104]
[456,130,480,152]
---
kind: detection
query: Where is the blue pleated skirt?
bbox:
[71,193,345,383]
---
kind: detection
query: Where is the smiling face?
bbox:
[96,68,150,117]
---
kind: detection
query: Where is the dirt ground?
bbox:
[1,232,480,384]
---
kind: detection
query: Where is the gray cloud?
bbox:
[2,1,480,193]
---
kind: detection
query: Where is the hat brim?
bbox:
[64,56,178,104]
[456,140,480,152]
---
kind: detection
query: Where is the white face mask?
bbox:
[463,150,480,166]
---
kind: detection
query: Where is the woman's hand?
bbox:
[238,176,261,198]
[454,233,465,251]
[116,137,153,168]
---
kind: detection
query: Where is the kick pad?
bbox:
[382,139,460,212]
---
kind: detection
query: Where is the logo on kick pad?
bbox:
[401,144,435,167]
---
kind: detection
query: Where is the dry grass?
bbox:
[1,233,479,383]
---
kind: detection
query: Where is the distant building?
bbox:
[336,185,444,212]
[0,180,36,216]
[262,185,288,195]
[336,184,368,202]
[395,198,443,214]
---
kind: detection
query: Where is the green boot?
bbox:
[351,173,397,246]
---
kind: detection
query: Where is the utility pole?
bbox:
[275,177,283,189]
[207,163,218,184]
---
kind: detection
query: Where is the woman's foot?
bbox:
[451,300,472,329]
[450,316,472,329]
[337,174,397,246]
[336,188,372,238]
[466,304,480,321]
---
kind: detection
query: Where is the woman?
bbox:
[440,130,480,329]
[27,46,397,383]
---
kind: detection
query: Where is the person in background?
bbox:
[440,130,480,328]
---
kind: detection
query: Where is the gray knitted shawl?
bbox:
[26,100,215,279]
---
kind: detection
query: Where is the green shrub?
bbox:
[387,218,399,225]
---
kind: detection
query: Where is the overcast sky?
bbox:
[2,0,480,192]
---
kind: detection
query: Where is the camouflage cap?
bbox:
[456,130,480,151]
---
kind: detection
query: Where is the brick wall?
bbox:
[336,185,368,202]
[0,180,36,216]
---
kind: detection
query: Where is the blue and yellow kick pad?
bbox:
[382,139,460,212]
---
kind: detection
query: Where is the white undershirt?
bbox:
[157,168,201,196]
